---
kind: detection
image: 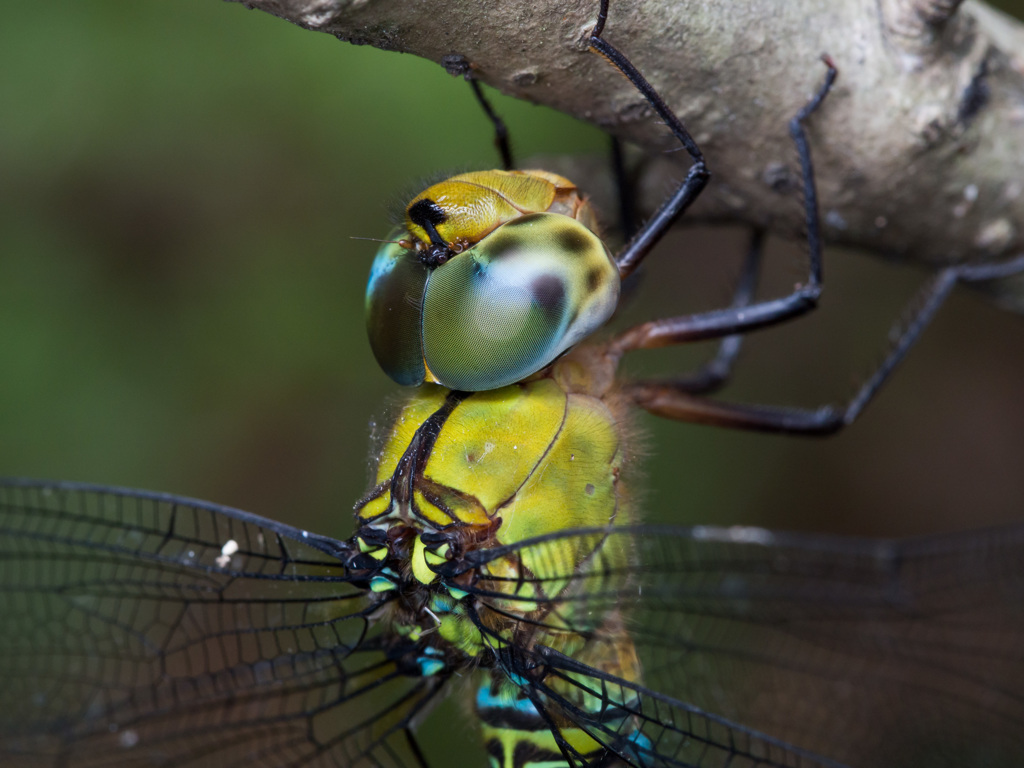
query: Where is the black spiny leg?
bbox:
[609,135,639,242]
[605,44,1024,436]
[624,253,1024,434]
[607,58,836,353]
[441,54,514,171]
[588,0,709,280]
[642,229,765,397]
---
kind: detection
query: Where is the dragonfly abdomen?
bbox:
[476,623,648,768]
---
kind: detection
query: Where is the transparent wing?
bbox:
[456,524,1024,768]
[0,480,437,768]
[521,644,840,768]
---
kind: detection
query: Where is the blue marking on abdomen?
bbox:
[621,729,653,766]
[476,684,539,716]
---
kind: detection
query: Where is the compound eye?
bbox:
[421,213,619,391]
[365,232,428,386]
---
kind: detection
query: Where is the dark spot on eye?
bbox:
[585,483,595,496]
[555,227,590,254]
[531,275,565,316]
[585,268,603,292]
[408,198,447,227]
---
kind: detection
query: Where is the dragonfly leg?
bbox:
[588,0,710,281]
[441,53,514,170]
[608,57,837,351]
[403,727,432,768]
[623,252,1024,435]
[653,229,764,396]
[609,135,639,243]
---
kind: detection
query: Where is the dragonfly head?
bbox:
[365,170,620,391]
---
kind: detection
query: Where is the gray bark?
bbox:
[231,0,1024,309]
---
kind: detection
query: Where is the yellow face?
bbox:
[365,170,621,392]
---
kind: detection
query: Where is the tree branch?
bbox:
[233,0,1024,308]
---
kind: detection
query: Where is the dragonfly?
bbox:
[3,477,1024,768]
[3,2,1024,767]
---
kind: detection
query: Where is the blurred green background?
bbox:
[2,0,1024,544]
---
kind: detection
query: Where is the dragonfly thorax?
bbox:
[355,353,628,531]
[350,355,640,672]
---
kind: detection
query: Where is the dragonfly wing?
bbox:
[524,644,842,768]
[0,480,436,768]
[464,524,1024,768]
